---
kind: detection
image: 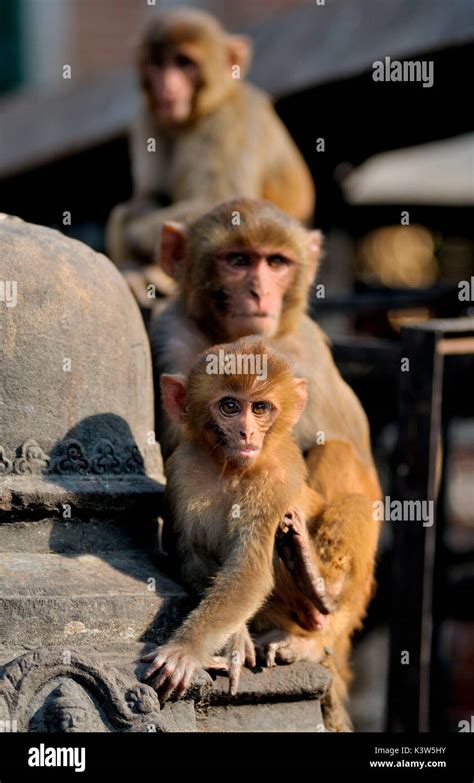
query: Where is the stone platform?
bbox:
[0,515,331,733]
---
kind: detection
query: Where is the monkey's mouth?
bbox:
[236,446,259,458]
[225,445,260,461]
[231,311,275,319]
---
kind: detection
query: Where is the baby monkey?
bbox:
[142,337,366,730]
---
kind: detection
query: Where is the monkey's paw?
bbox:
[141,642,204,702]
[254,629,316,667]
[219,624,257,696]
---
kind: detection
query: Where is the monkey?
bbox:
[141,337,380,731]
[106,8,315,306]
[148,199,382,728]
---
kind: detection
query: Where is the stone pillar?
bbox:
[0,214,164,518]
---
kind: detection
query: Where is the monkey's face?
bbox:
[143,47,201,125]
[207,393,278,466]
[213,246,298,339]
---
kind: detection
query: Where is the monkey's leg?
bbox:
[126,198,210,263]
[276,507,337,622]
[106,200,156,266]
[125,211,162,260]
[106,201,177,301]
[253,629,352,732]
[254,627,322,667]
[320,661,353,732]
[106,202,132,267]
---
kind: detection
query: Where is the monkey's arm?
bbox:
[174,537,275,653]
[120,93,266,263]
[125,198,214,263]
[141,530,275,700]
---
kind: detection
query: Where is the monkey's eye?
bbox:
[267,255,290,269]
[174,53,197,70]
[219,398,241,416]
[225,252,251,267]
[251,401,272,416]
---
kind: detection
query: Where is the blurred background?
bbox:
[1,0,473,732]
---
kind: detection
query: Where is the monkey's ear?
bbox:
[160,373,188,423]
[160,222,187,279]
[290,378,308,426]
[307,230,323,284]
[226,35,253,77]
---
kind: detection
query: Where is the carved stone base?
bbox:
[0,646,331,733]
[0,648,198,732]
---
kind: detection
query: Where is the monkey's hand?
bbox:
[276,508,336,623]
[141,642,204,702]
[220,624,257,696]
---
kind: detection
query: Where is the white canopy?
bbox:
[342,134,474,205]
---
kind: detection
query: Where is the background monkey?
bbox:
[142,337,380,731]
[106,8,315,305]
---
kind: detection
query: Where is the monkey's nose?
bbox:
[249,287,261,301]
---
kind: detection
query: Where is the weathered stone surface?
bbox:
[0,550,186,647]
[196,701,326,732]
[0,512,332,732]
[0,516,159,554]
[208,661,331,704]
[0,214,164,517]
[197,662,331,731]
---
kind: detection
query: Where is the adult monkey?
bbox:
[106,8,315,305]
[149,199,382,726]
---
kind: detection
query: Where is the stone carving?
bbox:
[0,438,146,477]
[0,446,13,475]
[0,648,197,733]
[40,681,97,732]
[89,439,122,475]
[122,445,147,475]
[50,440,89,476]
[126,683,161,715]
[13,439,50,475]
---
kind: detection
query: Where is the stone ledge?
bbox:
[0,646,331,733]
[0,551,186,647]
[0,476,164,519]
